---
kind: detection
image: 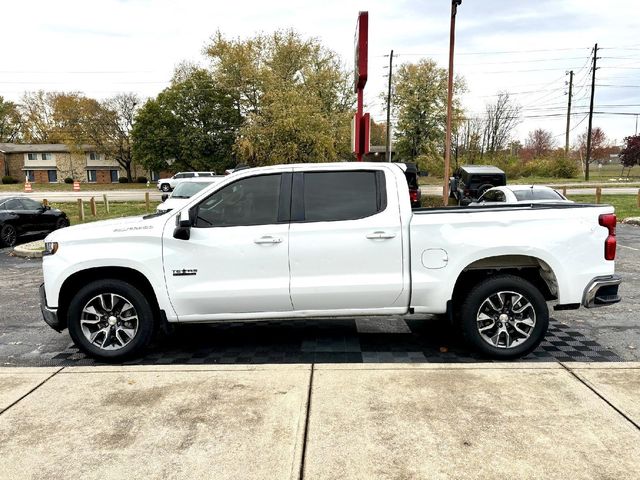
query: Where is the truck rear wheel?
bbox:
[67,279,155,361]
[459,275,548,360]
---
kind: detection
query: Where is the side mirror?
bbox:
[173,209,192,240]
[161,193,169,202]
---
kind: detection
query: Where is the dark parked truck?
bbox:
[450,165,507,205]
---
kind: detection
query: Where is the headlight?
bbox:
[43,242,59,256]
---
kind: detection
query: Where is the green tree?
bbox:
[132,69,241,173]
[388,59,465,163]
[0,96,21,143]
[205,30,354,164]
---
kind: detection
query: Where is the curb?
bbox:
[12,240,45,259]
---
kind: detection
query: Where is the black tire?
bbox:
[67,279,156,361]
[160,183,171,192]
[459,274,549,360]
[55,217,69,229]
[0,224,17,247]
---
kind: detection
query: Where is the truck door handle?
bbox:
[366,231,396,240]
[254,236,283,244]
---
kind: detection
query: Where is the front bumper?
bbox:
[39,283,64,332]
[582,275,622,308]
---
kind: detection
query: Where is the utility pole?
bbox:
[585,43,598,181]
[443,0,462,206]
[385,50,394,162]
[565,70,573,156]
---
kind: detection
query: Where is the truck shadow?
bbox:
[52,317,620,365]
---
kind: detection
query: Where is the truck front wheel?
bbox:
[67,279,155,361]
[459,275,549,360]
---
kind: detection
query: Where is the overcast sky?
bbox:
[2,0,639,146]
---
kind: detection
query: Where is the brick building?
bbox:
[0,143,148,183]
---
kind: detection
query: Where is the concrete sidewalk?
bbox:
[0,363,638,479]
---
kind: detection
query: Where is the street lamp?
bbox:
[443,0,461,206]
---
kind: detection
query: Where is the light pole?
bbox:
[443,0,461,206]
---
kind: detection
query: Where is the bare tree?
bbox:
[525,128,556,157]
[457,117,485,164]
[83,93,141,180]
[576,127,610,165]
[484,92,521,154]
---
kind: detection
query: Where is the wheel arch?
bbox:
[57,266,161,330]
[451,255,559,308]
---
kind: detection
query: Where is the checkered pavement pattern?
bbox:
[42,317,620,366]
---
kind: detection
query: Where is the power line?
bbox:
[390,47,590,56]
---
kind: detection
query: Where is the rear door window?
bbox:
[300,171,386,222]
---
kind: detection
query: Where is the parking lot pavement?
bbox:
[554,224,640,360]
[2,227,638,366]
[0,363,638,479]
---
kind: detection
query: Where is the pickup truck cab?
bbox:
[40,162,621,361]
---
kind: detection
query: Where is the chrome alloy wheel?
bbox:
[80,293,139,351]
[1,225,17,247]
[476,291,536,349]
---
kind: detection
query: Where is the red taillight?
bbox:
[410,190,418,202]
[599,213,617,260]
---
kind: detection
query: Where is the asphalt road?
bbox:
[7,190,164,202]
[0,225,637,365]
[2,185,638,203]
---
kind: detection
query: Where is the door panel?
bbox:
[289,169,405,311]
[162,171,293,320]
[163,223,292,319]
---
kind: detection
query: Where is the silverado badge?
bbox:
[172,269,198,276]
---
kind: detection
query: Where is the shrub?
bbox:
[118,177,130,183]
[136,176,148,183]
[64,177,74,184]
[416,154,444,178]
[1,175,17,184]
[550,156,579,178]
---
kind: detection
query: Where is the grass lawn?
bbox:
[420,194,639,220]
[0,182,152,192]
[419,164,640,187]
[51,201,161,225]
[567,195,640,221]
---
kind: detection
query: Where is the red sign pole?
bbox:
[356,89,363,161]
[354,11,368,161]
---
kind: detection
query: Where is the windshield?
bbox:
[170,182,210,199]
[513,188,564,201]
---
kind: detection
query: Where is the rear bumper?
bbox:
[582,275,622,308]
[39,283,64,332]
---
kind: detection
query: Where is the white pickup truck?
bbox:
[40,162,621,361]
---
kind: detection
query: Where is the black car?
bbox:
[0,197,69,247]
[449,165,507,205]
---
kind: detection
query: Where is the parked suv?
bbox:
[157,172,216,192]
[449,165,506,205]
